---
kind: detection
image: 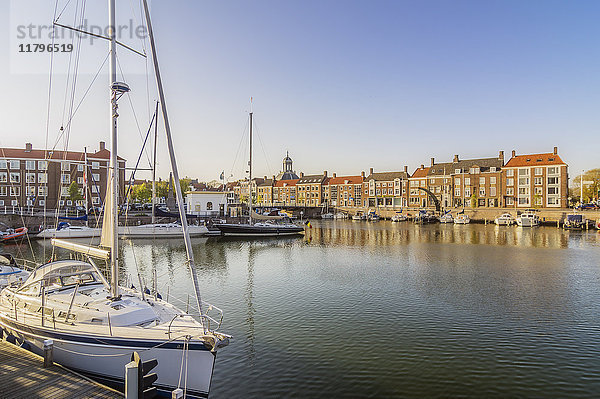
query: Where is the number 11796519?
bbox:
[19,43,73,53]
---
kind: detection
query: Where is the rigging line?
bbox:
[55,0,74,22]
[50,51,110,152]
[124,111,157,204]
[59,0,80,126]
[252,117,274,178]
[44,0,62,261]
[116,55,154,168]
[229,117,250,180]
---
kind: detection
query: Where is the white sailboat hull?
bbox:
[0,317,215,398]
[37,227,102,238]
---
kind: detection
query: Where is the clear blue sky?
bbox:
[1,0,599,182]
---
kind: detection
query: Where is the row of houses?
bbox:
[226,148,569,210]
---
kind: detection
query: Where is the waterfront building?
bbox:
[363,167,410,208]
[297,172,327,207]
[446,153,504,208]
[273,178,299,207]
[502,147,568,208]
[186,190,227,217]
[256,176,275,207]
[425,158,453,209]
[0,141,125,210]
[408,165,431,208]
[325,173,364,207]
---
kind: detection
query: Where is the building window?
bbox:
[454,188,460,197]
[11,200,18,206]
[518,169,529,176]
[507,178,514,186]
[454,178,460,186]
[10,187,20,197]
[464,178,470,185]
[77,164,84,172]
[518,177,529,186]
[9,173,20,183]
[506,169,514,177]
[479,187,485,196]
[547,177,558,185]
[534,187,542,195]
[490,177,496,185]
[26,160,36,170]
[506,197,514,206]
[518,187,529,195]
[547,167,558,175]
[548,197,559,205]
[38,160,48,170]
[9,160,20,169]
[77,177,84,184]
[490,167,497,172]
[26,186,35,196]
[535,167,543,175]
[533,177,541,185]
[506,187,514,195]
[548,187,558,195]
[470,167,480,174]
[465,188,471,197]
[61,174,70,184]
[92,197,100,205]
[92,173,100,182]
[61,162,70,171]
[490,187,496,196]
[0,160,6,169]
[429,178,435,184]
[0,187,6,196]
[38,187,47,196]
[0,172,6,183]
[92,161,100,170]
[534,196,543,205]
[61,187,69,197]
[38,173,47,183]
[26,173,35,183]
[39,199,45,206]
[479,177,485,185]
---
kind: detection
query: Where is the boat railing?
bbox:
[164,294,224,332]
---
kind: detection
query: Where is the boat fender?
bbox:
[144,287,151,295]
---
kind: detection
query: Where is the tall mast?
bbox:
[249,110,253,225]
[142,0,203,315]
[108,0,119,299]
[152,101,159,224]
[84,147,88,227]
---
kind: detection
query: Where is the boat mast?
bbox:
[152,101,159,224]
[142,0,203,315]
[249,109,253,225]
[108,0,119,299]
[84,147,88,227]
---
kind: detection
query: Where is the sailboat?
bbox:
[120,110,208,239]
[216,110,304,237]
[0,2,228,397]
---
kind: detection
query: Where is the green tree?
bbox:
[470,192,478,208]
[570,168,600,203]
[179,177,192,198]
[68,181,83,203]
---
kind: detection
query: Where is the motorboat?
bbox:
[367,211,380,221]
[439,211,453,223]
[37,222,101,238]
[352,212,366,221]
[320,212,334,219]
[391,212,407,222]
[0,254,30,289]
[516,209,540,227]
[119,222,208,238]
[494,213,515,226]
[334,212,348,220]
[454,213,470,224]
[563,213,586,230]
[0,225,28,242]
[414,210,437,224]
[216,219,304,237]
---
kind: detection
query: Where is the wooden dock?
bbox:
[0,339,123,399]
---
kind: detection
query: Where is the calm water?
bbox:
[6,221,600,398]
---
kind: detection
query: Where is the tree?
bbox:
[470,192,478,208]
[68,181,82,203]
[570,168,600,203]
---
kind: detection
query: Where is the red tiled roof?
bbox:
[410,167,430,178]
[504,153,566,167]
[327,175,363,185]
[275,179,299,187]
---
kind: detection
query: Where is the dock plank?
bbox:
[0,339,123,398]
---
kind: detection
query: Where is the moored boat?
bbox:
[516,209,540,227]
[494,213,515,226]
[454,213,470,224]
[439,211,453,223]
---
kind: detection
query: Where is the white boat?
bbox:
[391,212,407,222]
[516,210,540,227]
[321,212,334,219]
[119,223,208,238]
[367,211,380,221]
[0,2,228,397]
[352,212,367,221]
[334,212,348,220]
[0,254,29,289]
[454,213,470,224]
[37,223,101,238]
[439,212,453,223]
[494,213,515,226]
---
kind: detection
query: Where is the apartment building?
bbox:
[447,153,504,208]
[325,173,364,207]
[273,179,299,207]
[0,142,125,210]
[297,172,327,207]
[363,167,410,208]
[502,147,568,208]
[256,176,275,206]
[408,165,430,208]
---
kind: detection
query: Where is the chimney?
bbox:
[511,150,516,158]
[453,154,459,163]
[333,173,337,178]
[404,165,408,173]
[498,150,504,161]
[272,175,276,181]
[300,172,304,177]
[361,171,365,178]
[25,143,32,152]
[323,170,327,177]
[431,157,435,166]
[420,164,424,170]
[370,167,374,175]
[99,141,106,151]
[553,146,558,155]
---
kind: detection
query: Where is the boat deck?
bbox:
[0,338,122,399]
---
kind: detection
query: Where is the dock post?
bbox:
[172,389,183,399]
[125,360,139,399]
[43,339,53,368]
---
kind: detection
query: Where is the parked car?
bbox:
[577,203,599,210]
